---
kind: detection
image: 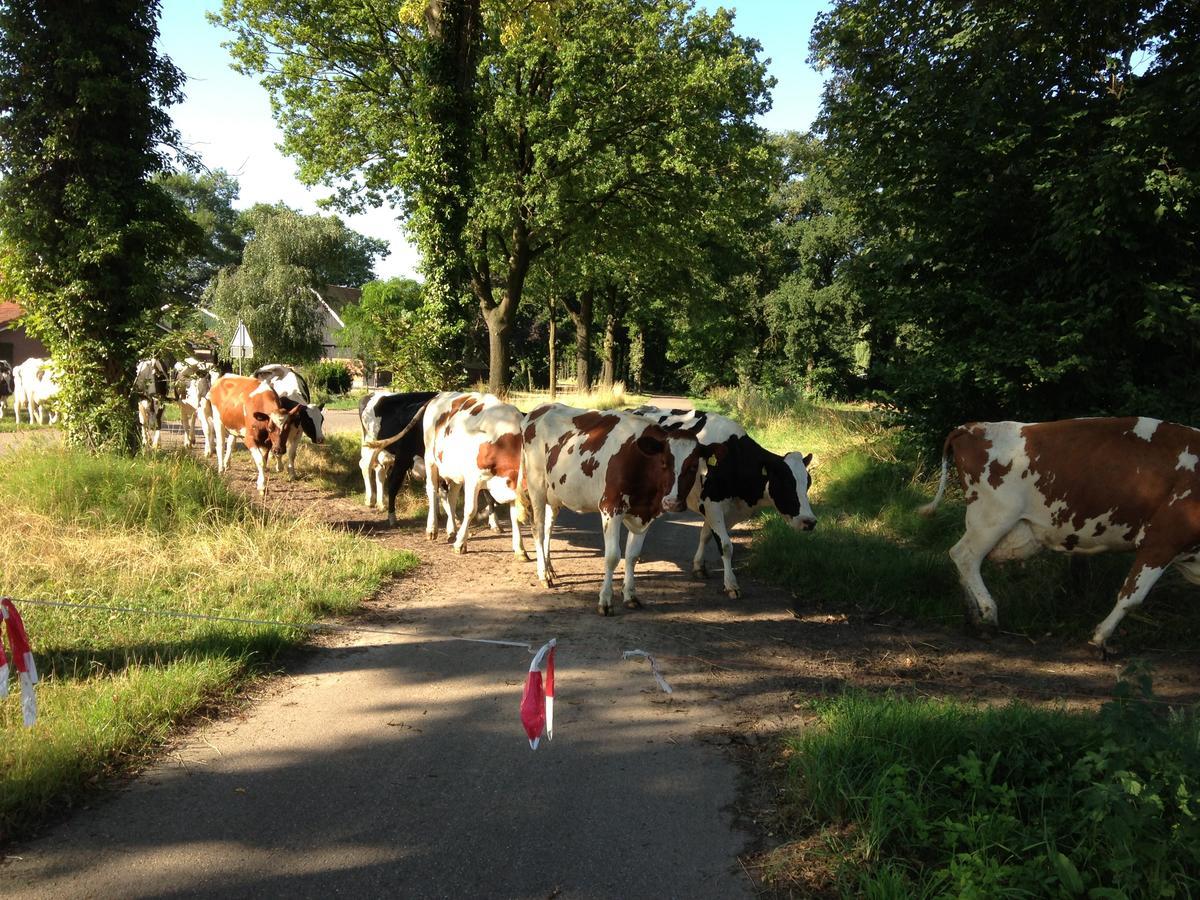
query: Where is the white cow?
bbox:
[134,358,170,449]
[173,358,216,454]
[14,358,59,424]
[422,391,528,557]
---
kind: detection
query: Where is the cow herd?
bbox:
[2,354,1195,648]
[351,389,818,616]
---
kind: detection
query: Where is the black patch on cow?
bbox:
[0,361,12,399]
[363,391,439,525]
[699,434,801,517]
[279,395,318,442]
[1063,534,1080,551]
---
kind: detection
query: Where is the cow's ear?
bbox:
[803,452,814,467]
[705,443,728,463]
[636,434,665,456]
[253,411,270,422]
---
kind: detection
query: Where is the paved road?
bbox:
[8,495,761,899]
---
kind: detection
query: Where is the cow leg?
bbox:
[424,462,440,540]
[509,503,529,561]
[385,459,406,528]
[198,406,213,457]
[179,404,193,449]
[453,478,481,554]
[532,503,558,587]
[691,523,713,579]
[212,414,228,472]
[443,482,462,541]
[249,445,267,493]
[286,428,299,478]
[152,403,164,450]
[360,447,377,507]
[948,523,1020,629]
[1092,542,1178,653]
[597,513,623,616]
[706,504,740,599]
[622,523,645,609]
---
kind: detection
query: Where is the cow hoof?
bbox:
[386,518,397,529]
[515,550,531,562]
[425,532,436,542]
[454,544,466,555]
[692,566,708,580]
[490,525,502,534]
[624,597,642,610]
[598,605,614,617]
[725,587,741,600]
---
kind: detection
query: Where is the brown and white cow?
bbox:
[521,403,718,615]
[204,375,298,493]
[920,417,1200,651]
[423,391,528,557]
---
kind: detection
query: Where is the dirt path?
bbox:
[6,417,1200,897]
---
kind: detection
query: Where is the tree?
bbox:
[155,169,245,305]
[760,132,865,398]
[0,0,197,452]
[206,204,387,364]
[217,0,773,392]
[811,0,1200,444]
[341,276,464,389]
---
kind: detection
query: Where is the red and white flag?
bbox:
[1,598,38,727]
[520,639,556,749]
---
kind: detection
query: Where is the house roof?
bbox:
[0,301,24,328]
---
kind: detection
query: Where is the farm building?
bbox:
[0,301,48,365]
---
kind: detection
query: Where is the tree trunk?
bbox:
[600,312,617,389]
[548,298,557,400]
[567,288,594,392]
[483,303,513,394]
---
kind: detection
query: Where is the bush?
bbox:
[305,360,352,396]
[781,674,1200,897]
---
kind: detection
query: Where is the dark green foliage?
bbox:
[0,0,199,452]
[305,361,352,397]
[811,0,1200,444]
[785,679,1200,896]
[154,169,245,305]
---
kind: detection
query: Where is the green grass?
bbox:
[0,445,417,841]
[707,386,1200,645]
[770,681,1200,897]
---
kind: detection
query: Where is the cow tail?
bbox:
[362,398,432,451]
[917,427,964,517]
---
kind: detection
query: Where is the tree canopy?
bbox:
[217,0,774,391]
[810,0,1200,442]
[206,204,387,364]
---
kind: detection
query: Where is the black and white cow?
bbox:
[135,358,171,449]
[0,361,13,420]
[173,357,216,454]
[627,406,816,598]
[359,390,439,527]
[253,364,326,477]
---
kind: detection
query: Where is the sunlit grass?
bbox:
[0,445,417,841]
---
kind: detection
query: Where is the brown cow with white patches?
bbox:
[204,375,298,493]
[920,416,1200,652]
[521,403,719,615]
[422,391,529,557]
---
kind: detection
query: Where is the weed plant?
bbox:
[777,674,1200,897]
[0,445,416,840]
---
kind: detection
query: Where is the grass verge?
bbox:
[765,676,1200,897]
[0,445,417,842]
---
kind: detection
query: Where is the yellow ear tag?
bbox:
[707,455,717,467]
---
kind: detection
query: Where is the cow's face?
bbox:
[772,451,816,531]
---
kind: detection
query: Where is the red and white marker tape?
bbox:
[520,638,556,750]
[1,598,38,726]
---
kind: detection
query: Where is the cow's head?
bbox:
[0,361,12,395]
[635,429,723,514]
[477,432,527,513]
[300,403,326,444]
[769,450,816,531]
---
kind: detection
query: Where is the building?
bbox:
[0,302,49,365]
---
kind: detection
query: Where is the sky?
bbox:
[158,1,830,281]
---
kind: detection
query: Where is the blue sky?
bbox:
[159,1,829,280]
